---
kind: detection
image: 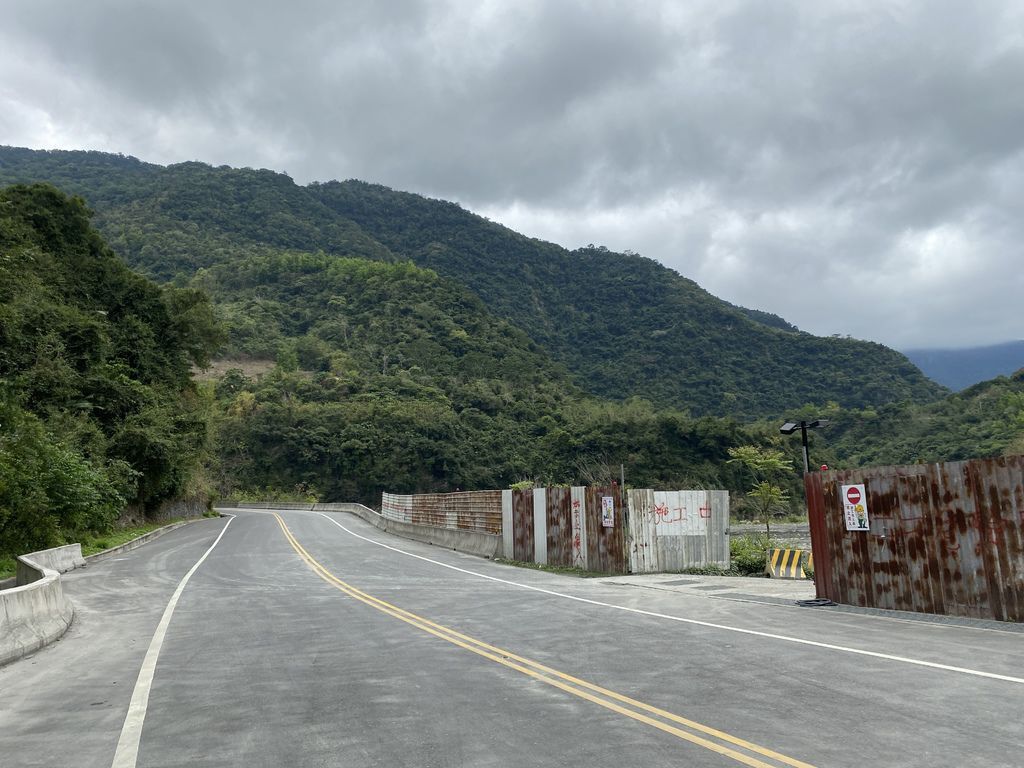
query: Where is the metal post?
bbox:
[800,421,810,475]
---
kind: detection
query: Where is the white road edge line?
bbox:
[314,512,1024,686]
[111,515,235,768]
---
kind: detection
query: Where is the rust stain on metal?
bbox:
[584,485,627,574]
[806,456,1024,622]
[512,489,534,562]
[545,487,573,567]
[381,490,502,535]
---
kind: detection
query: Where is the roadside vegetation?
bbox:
[0,184,221,559]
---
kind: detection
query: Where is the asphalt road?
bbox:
[2,509,1021,767]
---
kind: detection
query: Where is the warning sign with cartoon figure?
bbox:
[841,483,869,531]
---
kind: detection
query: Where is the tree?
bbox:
[726,445,793,539]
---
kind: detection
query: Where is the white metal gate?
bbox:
[626,489,730,573]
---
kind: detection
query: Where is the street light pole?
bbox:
[799,422,810,474]
[780,419,828,474]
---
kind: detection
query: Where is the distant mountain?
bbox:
[903,341,1024,391]
[0,146,946,419]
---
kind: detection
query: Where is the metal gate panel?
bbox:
[709,490,730,565]
[533,488,547,564]
[584,485,626,574]
[626,489,728,573]
[806,457,1024,621]
[512,489,534,562]
[626,489,659,573]
[501,489,513,560]
[546,487,573,567]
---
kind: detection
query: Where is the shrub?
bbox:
[730,533,771,576]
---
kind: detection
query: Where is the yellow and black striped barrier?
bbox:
[767,548,810,579]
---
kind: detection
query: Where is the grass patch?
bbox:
[492,558,612,578]
[0,555,16,581]
[76,517,196,557]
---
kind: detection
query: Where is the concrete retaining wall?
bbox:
[0,554,75,667]
[118,494,211,527]
[312,502,382,526]
[219,501,314,510]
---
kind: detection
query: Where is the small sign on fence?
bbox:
[841,483,869,531]
[601,496,615,527]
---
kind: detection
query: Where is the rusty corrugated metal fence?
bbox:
[806,456,1024,622]
[380,491,502,535]
[382,486,729,575]
[501,486,627,572]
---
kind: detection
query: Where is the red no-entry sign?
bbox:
[846,486,861,505]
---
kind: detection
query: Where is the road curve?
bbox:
[1,509,1021,767]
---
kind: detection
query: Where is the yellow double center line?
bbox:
[274,513,815,768]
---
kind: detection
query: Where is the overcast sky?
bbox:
[2,0,1022,349]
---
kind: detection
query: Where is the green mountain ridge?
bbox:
[311,179,943,415]
[0,146,946,419]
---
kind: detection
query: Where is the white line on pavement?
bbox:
[314,511,1024,686]
[111,515,235,768]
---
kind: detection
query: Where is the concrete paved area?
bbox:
[599,571,817,600]
[2,508,1021,767]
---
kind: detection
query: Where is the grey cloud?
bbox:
[1,0,1021,347]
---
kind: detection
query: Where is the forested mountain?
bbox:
[1,150,1019,518]
[0,146,945,419]
[197,247,755,501]
[0,182,758,516]
[903,341,1024,392]
[809,370,1024,468]
[311,181,943,416]
[0,184,221,555]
